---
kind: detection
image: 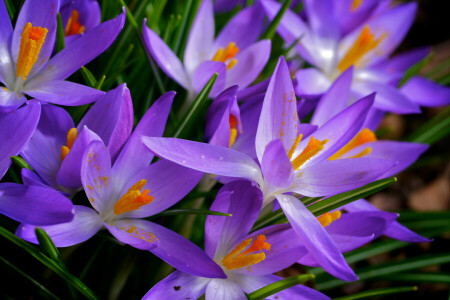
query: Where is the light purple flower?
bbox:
[60,0,101,43]
[142,0,271,98]
[0,0,125,112]
[144,181,329,300]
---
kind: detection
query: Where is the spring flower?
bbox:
[60,0,101,43]
[0,0,125,112]
[142,0,271,99]
[144,181,329,300]
[142,57,398,281]
[20,84,133,194]
[261,0,450,114]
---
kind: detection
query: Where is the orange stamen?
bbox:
[114,179,154,215]
[65,9,85,36]
[291,136,328,170]
[287,134,303,160]
[16,23,48,80]
[338,25,385,71]
[212,42,239,70]
[351,0,363,12]
[329,128,376,160]
[60,128,78,160]
[318,211,342,227]
[222,235,271,270]
[229,115,239,147]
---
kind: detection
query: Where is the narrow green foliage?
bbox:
[334,286,417,300]
[55,13,65,53]
[173,73,218,138]
[247,274,315,300]
[80,67,97,88]
[95,75,106,90]
[379,272,450,284]
[399,53,432,87]
[151,209,232,219]
[11,156,32,170]
[261,0,292,40]
[282,35,304,57]
[119,0,138,30]
[35,228,65,267]
[4,0,15,19]
[301,196,322,206]
[171,0,195,56]
[406,106,450,145]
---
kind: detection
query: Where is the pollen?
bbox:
[16,23,48,80]
[222,235,271,270]
[329,128,376,160]
[65,9,85,36]
[351,0,363,12]
[338,25,385,72]
[291,136,328,170]
[318,211,342,227]
[60,128,78,160]
[114,179,154,215]
[212,42,239,70]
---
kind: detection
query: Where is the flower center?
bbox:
[350,0,363,12]
[318,211,342,227]
[222,234,271,270]
[212,42,239,70]
[329,128,377,160]
[113,179,154,215]
[229,114,238,147]
[65,9,85,36]
[288,135,328,170]
[16,23,48,80]
[61,128,78,160]
[338,25,385,72]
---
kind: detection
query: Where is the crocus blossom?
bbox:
[144,181,329,300]
[261,0,450,114]
[142,56,399,281]
[60,0,101,43]
[142,0,271,98]
[0,0,125,112]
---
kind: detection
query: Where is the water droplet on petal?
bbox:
[219,156,224,161]
[201,155,205,159]
[182,160,187,164]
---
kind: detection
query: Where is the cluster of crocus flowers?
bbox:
[0,0,448,299]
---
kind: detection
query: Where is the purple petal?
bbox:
[21,104,73,187]
[236,78,270,101]
[104,218,159,251]
[256,56,298,163]
[36,9,125,80]
[60,0,101,34]
[311,67,353,127]
[142,137,263,185]
[142,23,190,90]
[276,194,357,281]
[0,0,14,87]
[206,279,246,300]
[0,101,40,179]
[261,139,294,188]
[24,80,105,106]
[81,140,113,214]
[294,68,331,98]
[184,0,215,75]
[205,188,231,258]
[293,158,396,197]
[12,0,58,75]
[16,205,101,247]
[191,60,227,97]
[21,168,48,188]
[142,271,209,300]
[401,76,450,107]
[0,89,27,111]
[303,0,339,42]
[226,40,271,89]
[79,84,133,161]
[112,91,174,187]
[335,0,378,35]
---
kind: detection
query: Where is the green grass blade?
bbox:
[55,13,65,54]
[406,106,450,145]
[261,0,292,40]
[35,228,65,267]
[378,272,450,284]
[11,156,32,170]
[247,274,315,300]
[399,53,432,87]
[334,286,417,300]
[80,67,97,88]
[171,0,195,56]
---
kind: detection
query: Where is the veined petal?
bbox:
[142,137,264,185]
[276,194,357,281]
[16,205,101,247]
[0,0,14,87]
[191,60,227,97]
[21,168,48,188]
[401,76,450,107]
[294,68,331,98]
[104,218,159,251]
[261,139,294,189]
[206,279,247,300]
[0,89,26,111]
[303,0,339,42]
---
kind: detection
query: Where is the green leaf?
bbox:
[4,0,15,19]
[261,0,292,40]
[378,272,450,284]
[35,228,65,267]
[80,66,97,88]
[334,286,417,300]
[301,196,323,206]
[151,209,232,218]
[55,13,65,54]
[95,75,106,90]
[399,53,432,87]
[173,73,218,138]
[0,226,98,300]
[406,106,450,145]
[119,0,139,30]
[11,156,32,170]
[308,177,397,217]
[247,274,315,300]
[172,0,198,56]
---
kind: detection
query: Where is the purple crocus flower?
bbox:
[261,0,450,114]
[0,101,74,225]
[16,93,224,279]
[144,181,329,300]
[60,0,101,43]
[0,0,125,112]
[142,0,271,98]
[20,84,133,194]
[142,57,397,281]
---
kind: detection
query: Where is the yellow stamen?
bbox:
[287,134,303,160]
[338,25,385,72]
[229,114,239,147]
[292,136,328,170]
[60,128,78,160]
[222,235,271,270]
[351,0,363,12]
[16,23,48,80]
[329,128,376,160]
[318,211,342,227]
[114,179,154,215]
[212,42,239,70]
[65,9,85,36]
